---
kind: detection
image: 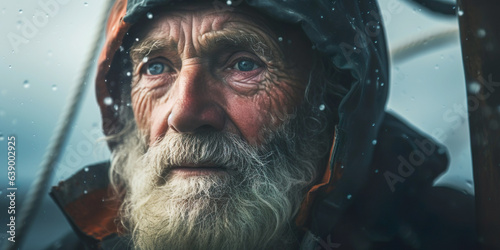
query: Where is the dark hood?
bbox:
[95,0,389,244]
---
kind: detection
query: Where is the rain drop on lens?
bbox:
[468,82,481,94]
[103,97,113,106]
[226,0,232,5]
[23,80,30,88]
[434,64,439,70]
[0,133,4,141]
[319,104,325,111]
[458,9,464,16]
[84,167,89,172]
[51,85,57,91]
[84,190,88,194]
[142,57,149,63]
[18,9,22,14]
[372,139,377,145]
[146,12,153,19]
[84,2,88,6]
[477,29,486,38]
[278,37,283,42]
[126,71,131,77]
[347,194,352,200]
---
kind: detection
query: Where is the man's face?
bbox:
[113,3,331,250]
[129,3,312,147]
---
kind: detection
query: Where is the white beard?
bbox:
[110,116,330,250]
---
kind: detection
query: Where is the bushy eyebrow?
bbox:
[199,29,279,60]
[130,38,178,65]
[129,28,281,66]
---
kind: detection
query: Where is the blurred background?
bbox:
[0,0,471,249]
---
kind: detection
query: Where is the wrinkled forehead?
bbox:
[124,1,312,51]
[128,2,291,41]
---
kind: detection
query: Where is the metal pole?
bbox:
[457,0,500,248]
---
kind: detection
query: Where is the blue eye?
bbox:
[234,59,258,71]
[147,62,166,75]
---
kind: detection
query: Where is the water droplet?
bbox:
[84,167,89,172]
[331,7,335,11]
[226,0,232,5]
[126,71,131,77]
[135,37,140,42]
[468,82,481,94]
[371,123,375,127]
[119,46,125,52]
[477,29,486,38]
[340,165,344,169]
[23,80,30,88]
[347,194,352,200]
[19,9,23,14]
[374,169,379,173]
[278,37,283,42]
[146,12,153,19]
[466,179,473,187]
[142,57,149,63]
[113,104,119,111]
[319,104,325,111]
[375,69,379,73]
[103,97,113,106]
[320,15,324,19]
[0,133,4,141]
[380,82,384,87]
[83,190,88,194]
[51,84,57,91]
[372,139,377,145]
[434,64,439,70]
[8,65,12,69]
[458,9,464,16]
[83,2,88,6]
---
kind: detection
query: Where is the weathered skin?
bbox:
[129,3,313,146]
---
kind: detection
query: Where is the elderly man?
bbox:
[48,0,476,249]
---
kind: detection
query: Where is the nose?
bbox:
[168,64,226,133]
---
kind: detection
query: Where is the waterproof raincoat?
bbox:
[48,0,476,249]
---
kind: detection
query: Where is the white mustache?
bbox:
[141,131,267,177]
